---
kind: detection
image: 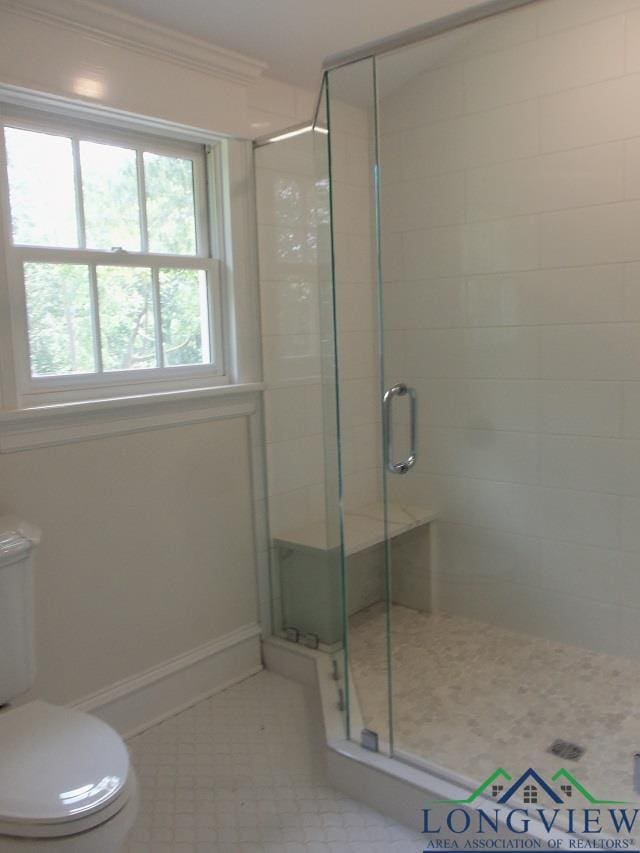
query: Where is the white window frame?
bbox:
[0,105,228,407]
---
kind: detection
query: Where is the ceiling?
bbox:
[95,0,480,89]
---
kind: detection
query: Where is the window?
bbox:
[523,785,538,804]
[0,109,225,405]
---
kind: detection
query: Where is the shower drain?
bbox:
[549,739,585,761]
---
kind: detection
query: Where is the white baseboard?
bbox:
[72,623,262,737]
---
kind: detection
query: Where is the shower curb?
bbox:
[263,636,595,844]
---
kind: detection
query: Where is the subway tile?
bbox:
[540,434,621,492]
[622,382,640,437]
[540,381,621,437]
[260,279,319,336]
[423,427,470,477]
[462,428,539,484]
[540,434,640,495]
[623,262,640,317]
[539,539,619,604]
[262,334,321,385]
[616,552,640,606]
[522,266,623,324]
[343,467,382,511]
[541,73,640,152]
[264,384,323,444]
[331,182,372,237]
[540,324,640,380]
[464,15,624,112]
[532,590,620,655]
[464,478,538,535]
[378,62,465,131]
[255,169,318,228]
[626,9,640,74]
[254,134,314,175]
[403,225,464,280]
[536,486,619,548]
[436,522,540,589]
[377,130,403,184]
[404,328,468,379]
[328,96,371,140]
[540,201,640,268]
[339,377,379,428]
[439,3,538,63]
[381,171,465,231]
[266,434,324,496]
[620,496,640,551]
[465,327,539,379]
[537,0,627,35]
[616,602,640,660]
[467,266,623,327]
[383,279,466,330]
[459,100,540,170]
[466,144,624,222]
[337,283,377,332]
[337,330,377,380]
[463,215,539,275]
[257,224,318,281]
[413,378,468,429]
[625,138,640,199]
[402,100,539,179]
[467,379,539,431]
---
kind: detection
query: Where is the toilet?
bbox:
[0,517,138,851]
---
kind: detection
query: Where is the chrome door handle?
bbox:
[383,382,417,475]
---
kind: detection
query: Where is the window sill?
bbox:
[0,382,264,452]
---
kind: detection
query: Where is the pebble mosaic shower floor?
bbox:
[350,603,640,805]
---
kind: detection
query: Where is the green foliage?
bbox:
[10,130,206,378]
[25,263,94,376]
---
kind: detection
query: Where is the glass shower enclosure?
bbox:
[260,0,640,806]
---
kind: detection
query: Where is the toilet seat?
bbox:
[0,701,131,839]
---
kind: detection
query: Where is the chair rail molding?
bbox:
[0,0,268,86]
[0,385,263,452]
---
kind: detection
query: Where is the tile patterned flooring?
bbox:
[350,603,640,805]
[123,669,424,852]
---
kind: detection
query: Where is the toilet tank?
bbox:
[0,516,40,705]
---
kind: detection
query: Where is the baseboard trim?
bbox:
[72,623,262,737]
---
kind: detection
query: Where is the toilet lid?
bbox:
[0,701,129,826]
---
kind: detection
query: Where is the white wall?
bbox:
[0,0,313,717]
[378,0,640,658]
[0,418,257,704]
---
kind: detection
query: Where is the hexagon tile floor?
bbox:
[123,669,424,852]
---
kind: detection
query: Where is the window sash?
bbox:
[0,109,227,406]
[6,249,224,401]
[2,113,210,259]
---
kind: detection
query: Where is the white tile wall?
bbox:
[379,0,640,658]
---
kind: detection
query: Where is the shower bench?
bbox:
[273,502,436,647]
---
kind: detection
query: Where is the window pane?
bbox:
[96,266,156,371]
[144,153,197,254]
[4,128,78,247]
[24,263,95,376]
[159,268,209,366]
[81,142,140,251]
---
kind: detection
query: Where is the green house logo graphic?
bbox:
[433,767,633,806]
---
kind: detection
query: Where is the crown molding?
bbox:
[0,0,268,87]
